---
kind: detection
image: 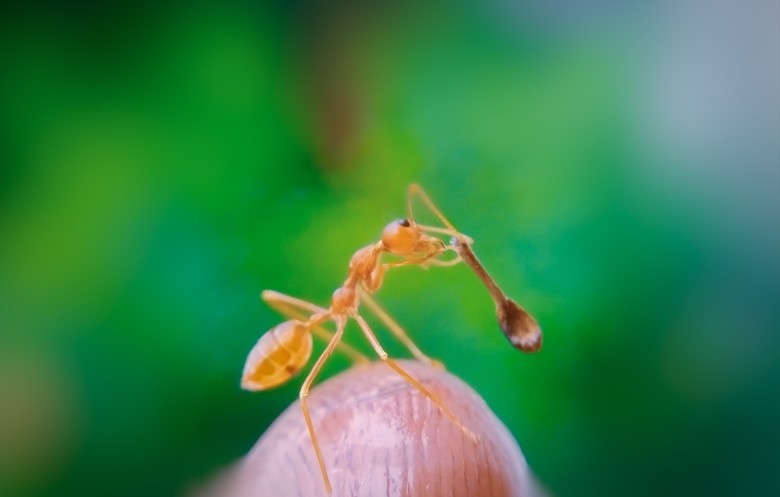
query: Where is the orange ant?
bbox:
[241,184,541,495]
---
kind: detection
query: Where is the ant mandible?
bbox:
[241,184,542,495]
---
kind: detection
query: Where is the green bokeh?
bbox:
[1,2,777,497]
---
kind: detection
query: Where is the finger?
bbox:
[198,360,543,497]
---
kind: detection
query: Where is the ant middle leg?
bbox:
[262,290,369,364]
[353,314,478,443]
[357,288,442,368]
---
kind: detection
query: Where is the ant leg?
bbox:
[424,255,463,267]
[382,257,435,270]
[381,241,453,271]
[422,246,465,268]
[381,249,460,270]
[357,288,442,368]
[262,290,369,364]
[300,316,347,496]
[353,314,478,443]
[262,289,326,314]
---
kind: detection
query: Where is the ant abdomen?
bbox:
[242,320,313,391]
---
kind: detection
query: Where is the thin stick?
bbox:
[453,238,542,352]
[451,238,506,304]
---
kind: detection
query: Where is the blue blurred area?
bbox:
[0,1,777,496]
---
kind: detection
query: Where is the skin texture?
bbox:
[198,360,539,497]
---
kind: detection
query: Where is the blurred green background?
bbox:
[0,1,778,496]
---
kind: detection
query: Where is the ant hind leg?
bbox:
[299,316,347,496]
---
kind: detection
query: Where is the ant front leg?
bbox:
[423,254,463,268]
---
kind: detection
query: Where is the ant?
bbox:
[241,184,541,495]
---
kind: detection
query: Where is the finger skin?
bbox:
[205,360,535,497]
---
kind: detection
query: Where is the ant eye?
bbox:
[397,218,411,227]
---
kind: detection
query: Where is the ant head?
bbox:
[381,218,420,254]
